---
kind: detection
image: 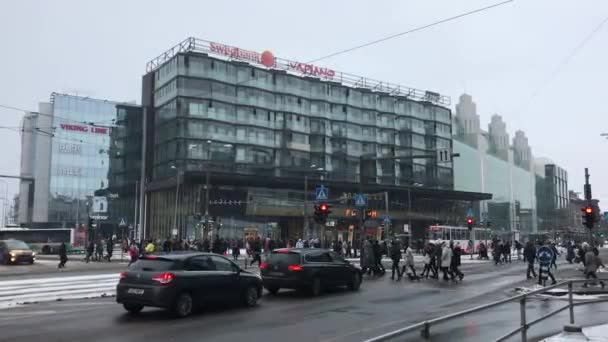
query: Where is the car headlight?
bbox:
[9,252,16,257]
[32,252,36,257]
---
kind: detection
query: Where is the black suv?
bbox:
[260,248,362,296]
[116,253,262,317]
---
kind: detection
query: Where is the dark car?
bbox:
[260,248,362,296]
[0,240,36,265]
[116,252,262,317]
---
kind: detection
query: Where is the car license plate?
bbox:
[127,288,144,295]
[268,271,284,277]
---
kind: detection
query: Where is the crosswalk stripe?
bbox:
[0,274,119,310]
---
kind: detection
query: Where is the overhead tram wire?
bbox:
[177,0,515,99]
[306,0,514,64]
[515,13,608,115]
[0,103,118,129]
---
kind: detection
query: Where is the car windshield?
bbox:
[129,258,177,271]
[267,252,301,265]
[4,240,30,250]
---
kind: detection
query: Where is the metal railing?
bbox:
[365,279,608,342]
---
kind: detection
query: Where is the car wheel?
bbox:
[310,277,322,296]
[265,286,279,295]
[172,292,193,318]
[348,272,362,291]
[123,303,144,314]
[244,286,259,307]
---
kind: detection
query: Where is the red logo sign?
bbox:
[210,42,275,68]
[287,61,335,78]
[261,50,275,67]
[208,41,335,79]
[60,123,108,134]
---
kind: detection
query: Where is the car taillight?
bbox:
[259,263,269,270]
[288,265,303,272]
[119,271,127,280]
[152,272,175,285]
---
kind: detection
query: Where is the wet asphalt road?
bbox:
[1,258,604,342]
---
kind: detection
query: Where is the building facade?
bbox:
[453,94,537,234]
[18,93,136,235]
[535,159,570,231]
[140,38,490,241]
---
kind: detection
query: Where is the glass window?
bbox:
[305,252,332,263]
[187,256,215,271]
[329,252,346,263]
[210,255,236,272]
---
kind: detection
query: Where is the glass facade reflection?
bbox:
[454,139,537,233]
[48,94,117,226]
[139,40,494,240]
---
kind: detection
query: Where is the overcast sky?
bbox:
[1,0,607,211]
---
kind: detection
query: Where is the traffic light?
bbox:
[88,216,94,229]
[583,206,595,229]
[314,203,331,224]
[466,217,474,230]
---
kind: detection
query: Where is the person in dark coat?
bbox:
[390,240,402,280]
[372,240,385,275]
[85,239,95,263]
[58,242,68,268]
[523,241,537,279]
[106,238,113,262]
[250,236,262,266]
[231,240,240,261]
[163,238,172,252]
[434,242,443,278]
[451,242,464,281]
[566,242,575,263]
[549,242,560,269]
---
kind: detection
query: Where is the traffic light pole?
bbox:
[303,176,308,240]
[357,152,460,242]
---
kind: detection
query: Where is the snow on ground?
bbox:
[0,273,118,309]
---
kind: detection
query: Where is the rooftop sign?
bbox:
[145,37,450,106]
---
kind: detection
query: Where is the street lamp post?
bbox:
[171,165,181,238]
[302,165,325,240]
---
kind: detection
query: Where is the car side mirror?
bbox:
[232,264,241,274]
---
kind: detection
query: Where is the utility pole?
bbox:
[358,152,459,242]
[204,170,210,238]
[584,168,593,245]
[303,175,308,239]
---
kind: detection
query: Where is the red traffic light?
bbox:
[467,218,473,224]
[319,204,329,212]
[585,207,593,215]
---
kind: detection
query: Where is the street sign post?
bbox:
[537,246,554,286]
[315,185,329,201]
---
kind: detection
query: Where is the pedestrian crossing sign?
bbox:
[315,186,329,201]
[119,218,127,227]
[355,193,367,207]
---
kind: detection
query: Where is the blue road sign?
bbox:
[537,246,554,264]
[355,193,367,207]
[315,185,329,201]
[383,216,391,225]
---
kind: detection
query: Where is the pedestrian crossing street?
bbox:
[0,273,119,309]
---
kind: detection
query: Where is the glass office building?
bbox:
[140,38,490,240]
[19,93,138,236]
[453,94,537,233]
